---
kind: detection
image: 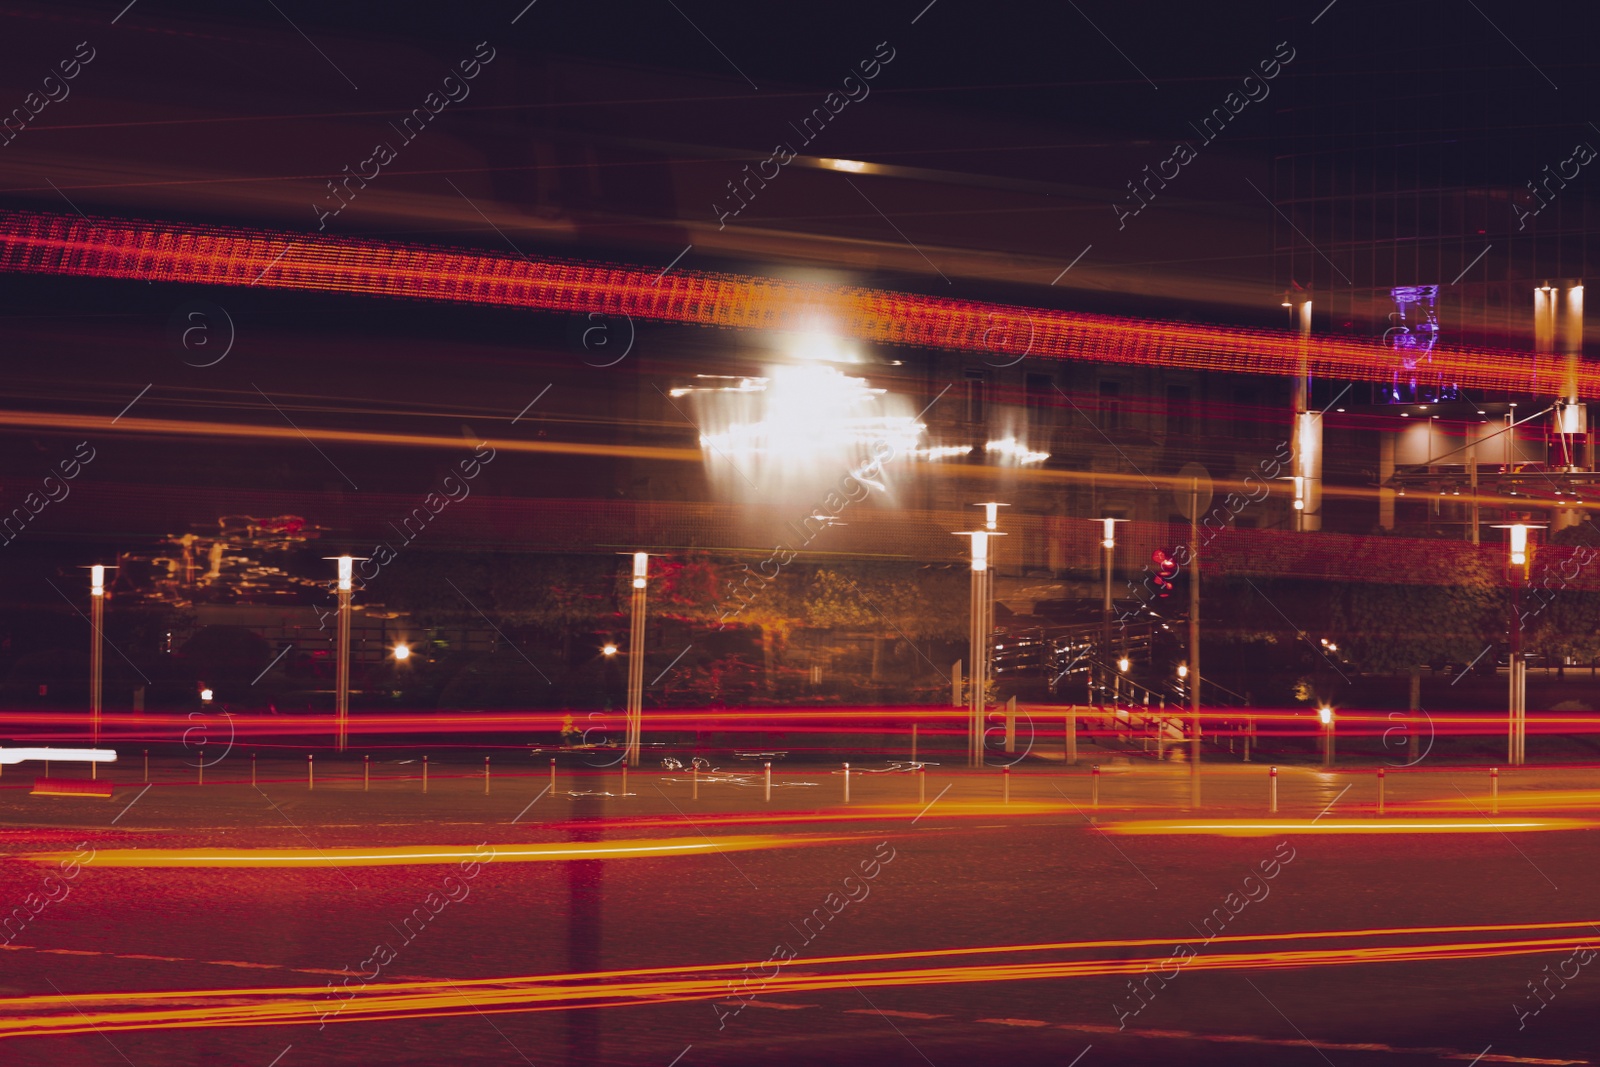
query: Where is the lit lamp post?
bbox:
[625,552,649,768]
[323,554,363,753]
[1319,704,1334,768]
[1100,518,1127,700]
[956,523,1005,768]
[89,564,105,776]
[1493,523,1542,765]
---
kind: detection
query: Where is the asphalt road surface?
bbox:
[1,757,1597,1066]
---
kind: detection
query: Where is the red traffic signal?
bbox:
[1151,548,1179,597]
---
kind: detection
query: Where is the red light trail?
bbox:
[0,209,1585,398]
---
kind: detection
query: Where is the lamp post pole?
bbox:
[1189,478,1202,808]
[1100,518,1123,704]
[335,555,352,753]
[957,514,1006,769]
[626,552,648,768]
[89,564,104,772]
[1493,523,1539,767]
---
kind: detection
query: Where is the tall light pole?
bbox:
[956,522,1005,768]
[625,552,648,768]
[1188,477,1202,807]
[327,555,356,753]
[1284,291,1321,532]
[1100,518,1127,700]
[89,564,104,774]
[1494,523,1541,765]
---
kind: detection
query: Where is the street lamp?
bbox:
[391,642,411,662]
[1493,523,1543,765]
[601,643,618,657]
[956,522,1006,768]
[623,552,649,767]
[88,564,105,767]
[1099,518,1128,702]
[1318,704,1334,768]
[323,554,364,753]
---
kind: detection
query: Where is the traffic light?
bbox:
[1151,548,1179,597]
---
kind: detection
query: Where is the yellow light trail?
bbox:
[1408,790,1600,812]
[19,835,845,868]
[1,920,1597,1039]
[1100,818,1596,836]
[0,406,1579,517]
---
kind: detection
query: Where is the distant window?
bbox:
[1166,385,1192,437]
[1098,380,1123,432]
[1026,373,1053,417]
[965,370,987,424]
[1233,388,1258,439]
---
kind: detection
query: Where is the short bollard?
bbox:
[621,764,628,796]
[911,724,918,765]
[1377,767,1386,815]
[144,750,149,784]
[1091,765,1100,809]
[1491,766,1499,815]
[843,762,850,803]
[364,755,370,792]
[1002,764,1010,804]
[484,756,491,796]
[307,754,314,791]
[250,752,256,788]
[764,761,772,803]
[197,756,203,787]
[549,757,556,793]
[692,762,699,800]
[1269,766,1278,814]
[918,765,926,805]
[423,755,429,794]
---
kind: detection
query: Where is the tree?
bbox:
[1522,526,1600,677]
[1329,536,1499,673]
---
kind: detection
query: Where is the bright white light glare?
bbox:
[1509,524,1529,566]
[602,643,618,657]
[984,438,1050,464]
[337,555,353,591]
[392,643,411,661]
[1293,475,1306,510]
[632,551,649,588]
[200,688,214,702]
[90,564,104,595]
[909,445,972,460]
[1101,518,1117,549]
[0,746,117,765]
[1117,656,1130,673]
[824,158,868,173]
[969,531,989,572]
[1319,706,1333,726]
[1177,664,1189,679]
[687,352,924,500]
[981,502,1003,531]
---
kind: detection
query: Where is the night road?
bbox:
[4,1,1600,1063]
[3,758,1598,1066]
